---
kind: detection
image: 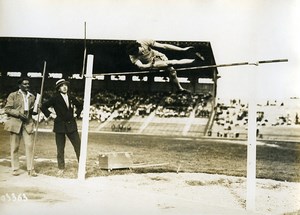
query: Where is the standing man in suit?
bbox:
[41,79,82,176]
[4,77,38,176]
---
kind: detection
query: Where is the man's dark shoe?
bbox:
[12,170,20,176]
[28,170,38,177]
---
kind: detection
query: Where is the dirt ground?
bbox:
[0,165,299,215]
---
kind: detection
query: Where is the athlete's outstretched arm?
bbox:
[133,59,153,69]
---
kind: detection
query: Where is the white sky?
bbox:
[1,0,299,101]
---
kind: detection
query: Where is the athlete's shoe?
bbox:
[177,88,192,94]
[195,52,205,61]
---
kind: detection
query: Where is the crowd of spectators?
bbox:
[213,98,299,134]
[71,91,212,121]
[91,91,162,120]
[155,93,212,118]
[1,89,298,131]
[214,99,248,130]
[0,90,213,125]
[195,94,212,118]
[1,88,299,139]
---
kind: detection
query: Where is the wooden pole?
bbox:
[78,55,94,180]
[30,61,47,175]
[81,22,87,78]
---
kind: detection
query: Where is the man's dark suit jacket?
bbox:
[41,93,83,133]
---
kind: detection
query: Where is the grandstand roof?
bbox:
[0,37,217,78]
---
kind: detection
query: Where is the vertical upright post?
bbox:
[81,21,87,78]
[78,54,94,180]
[246,68,257,211]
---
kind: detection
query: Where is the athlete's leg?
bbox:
[167,67,184,91]
[167,59,195,66]
[153,59,194,68]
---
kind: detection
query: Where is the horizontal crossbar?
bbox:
[92,59,288,77]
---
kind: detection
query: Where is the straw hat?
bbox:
[55,79,70,89]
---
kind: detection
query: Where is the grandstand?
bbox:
[0,37,217,92]
[0,37,218,137]
[1,37,299,140]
